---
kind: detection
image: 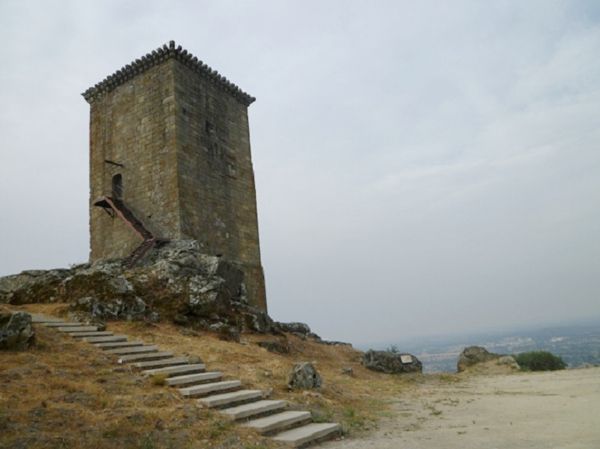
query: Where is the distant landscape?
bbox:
[363,320,600,373]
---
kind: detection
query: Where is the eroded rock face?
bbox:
[0,269,71,305]
[287,362,322,389]
[0,310,35,350]
[0,240,274,334]
[362,350,423,374]
[72,296,156,322]
[275,321,348,346]
[457,346,500,372]
[278,322,311,336]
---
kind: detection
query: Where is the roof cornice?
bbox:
[82,41,255,106]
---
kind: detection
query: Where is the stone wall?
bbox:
[173,61,266,311]
[89,59,180,259]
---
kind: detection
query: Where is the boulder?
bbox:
[497,355,521,371]
[457,346,501,372]
[341,367,354,376]
[362,350,422,374]
[240,308,277,334]
[287,362,322,389]
[0,310,35,350]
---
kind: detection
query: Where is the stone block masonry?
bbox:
[84,41,266,310]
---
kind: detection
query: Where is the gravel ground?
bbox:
[325,366,600,449]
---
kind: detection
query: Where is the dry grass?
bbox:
[149,373,169,386]
[1,303,423,448]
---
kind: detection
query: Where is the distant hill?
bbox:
[363,321,600,373]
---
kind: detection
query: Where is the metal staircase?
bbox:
[93,196,168,267]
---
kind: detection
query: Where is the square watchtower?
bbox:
[83,41,266,311]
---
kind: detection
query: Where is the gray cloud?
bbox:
[1,0,599,343]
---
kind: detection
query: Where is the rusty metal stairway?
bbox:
[93,196,168,267]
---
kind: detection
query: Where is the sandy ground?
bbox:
[325,367,600,449]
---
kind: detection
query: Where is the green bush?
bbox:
[514,351,567,371]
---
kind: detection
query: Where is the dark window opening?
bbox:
[112,174,123,200]
[205,120,216,135]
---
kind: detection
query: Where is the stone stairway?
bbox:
[30,313,341,448]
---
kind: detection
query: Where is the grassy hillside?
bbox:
[0,304,426,449]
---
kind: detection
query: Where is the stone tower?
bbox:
[83,41,266,311]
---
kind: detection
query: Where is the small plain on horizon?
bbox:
[0,0,599,345]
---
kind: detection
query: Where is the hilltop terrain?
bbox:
[1,303,416,449]
[324,366,600,449]
[3,304,598,449]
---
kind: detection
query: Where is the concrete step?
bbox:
[31,314,62,323]
[244,411,312,434]
[132,357,189,369]
[221,400,286,421]
[57,326,99,333]
[272,423,341,448]
[118,351,174,364]
[106,345,158,355]
[142,364,206,378]
[44,322,82,327]
[179,380,241,397]
[165,371,222,386]
[94,341,144,349]
[70,331,114,338]
[198,390,263,409]
[83,335,128,343]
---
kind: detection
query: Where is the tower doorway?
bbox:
[112,174,123,199]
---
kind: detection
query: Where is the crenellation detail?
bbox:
[82,41,255,106]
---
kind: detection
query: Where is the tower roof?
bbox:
[82,40,255,106]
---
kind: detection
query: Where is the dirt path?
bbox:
[325,367,600,449]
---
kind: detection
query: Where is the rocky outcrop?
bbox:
[70,296,156,323]
[457,346,500,372]
[274,321,351,346]
[287,362,322,389]
[0,240,275,334]
[0,269,71,305]
[362,350,423,374]
[278,322,311,336]
[0,310,35,350]
[276,321,322,340]
[457,346,520,372]
[341,367,354,376]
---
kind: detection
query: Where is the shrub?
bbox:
[150,373,168,386]
[514,351,567,371]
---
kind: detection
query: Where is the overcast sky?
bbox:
[1,0,599,344]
